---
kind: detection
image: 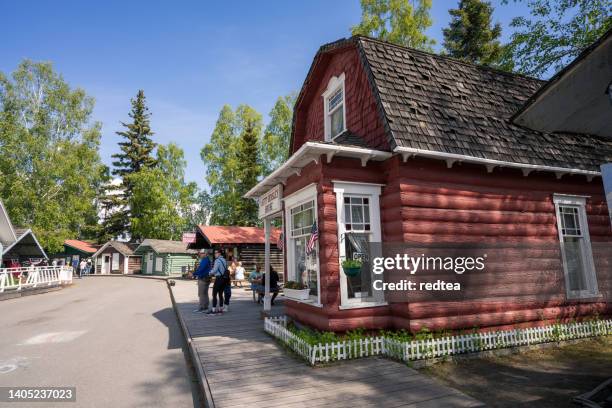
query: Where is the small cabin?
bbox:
[92,241,141,274]
[61,239,100,266]
[0,200,47,267]
[187,225,284,277]
[246,34,612,333]
[134,239,196,276]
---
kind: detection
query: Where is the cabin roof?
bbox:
[197,225,282,245]
[291,36,612,173]
[135,239,196,254]
[92,240,138,258]
[64,239,99,254]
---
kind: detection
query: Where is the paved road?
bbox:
[0,277,201,408]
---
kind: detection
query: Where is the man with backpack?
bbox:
[208,249,227,315]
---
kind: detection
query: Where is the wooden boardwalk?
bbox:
[172,281,484,408]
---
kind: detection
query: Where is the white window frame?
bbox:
[283,183,321,306]
[322,73,346,141]
[553,194,599,299]
[333,181,386,309]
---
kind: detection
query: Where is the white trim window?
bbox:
[553,194,599,299]
[284,184,320,304]
[333,181,385,308]
[323,73,346,141]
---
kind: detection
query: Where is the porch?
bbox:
[171,280,483,407]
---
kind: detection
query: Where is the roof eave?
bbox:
[394,146,601,179]
[4,229,48,259]
[245,142,392,198]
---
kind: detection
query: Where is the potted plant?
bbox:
[342,259,362,277]
[283,281,310,300]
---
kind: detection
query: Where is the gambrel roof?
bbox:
[292,36,612,173]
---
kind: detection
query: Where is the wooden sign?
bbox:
[258,184,283,219]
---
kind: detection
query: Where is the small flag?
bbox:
[277,232,284,251]
[306,221,318,255]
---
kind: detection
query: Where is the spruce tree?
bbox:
[109,90,157,238]
[234,112,261,226]
[442,0,503,66]
[112,90,157,182]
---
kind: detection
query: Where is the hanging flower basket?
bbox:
[342,259,362,277]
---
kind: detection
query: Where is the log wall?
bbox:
[283,155,612,333]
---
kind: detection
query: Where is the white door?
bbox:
[146,252,153,274]
[102,255,111,274]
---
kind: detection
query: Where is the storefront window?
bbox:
[289,199,319,298]
[344,232,372,299]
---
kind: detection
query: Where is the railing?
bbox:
[0,266,73,293]
[265,316,612,366]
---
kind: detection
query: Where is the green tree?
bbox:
[234,107,262,226]
[201,104,264,225]
[261,93,296,175]
[0,60,107,253]
[502,0,612,77]
[351,0,435,51]
[129,143,197,240]
[109,90,157,236]
[443,0,504,66]
[97,175,129,243]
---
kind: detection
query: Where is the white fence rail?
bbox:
[264,317,612,366]
[0,266,73,293]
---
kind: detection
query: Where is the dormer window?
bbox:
[323,73,346,141]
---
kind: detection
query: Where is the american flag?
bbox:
[306,221,318,255]
[277,232,284,251]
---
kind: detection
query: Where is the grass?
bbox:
[422,335,612,408]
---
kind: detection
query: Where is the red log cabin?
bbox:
[246,33,612,332]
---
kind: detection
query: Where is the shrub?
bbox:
[284,280,307,290]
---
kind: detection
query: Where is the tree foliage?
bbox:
[129,143,197,240]
[0,60,106,253]
[443,0,505,67]
[351,0,435,51]
[261,93,296,176]
[234,109,262,226]
[106,90,157,237]
[501,0,612,77]
[201,104,264,225]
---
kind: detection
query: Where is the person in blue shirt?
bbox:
[208,249,227,314]
[193,249,212,313]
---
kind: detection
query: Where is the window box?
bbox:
[284,288,311,301]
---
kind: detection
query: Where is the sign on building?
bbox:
[258,184,283,219]
[182,232,196,244]
[602,163,612,228]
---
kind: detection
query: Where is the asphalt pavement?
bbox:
[0,277,201,408]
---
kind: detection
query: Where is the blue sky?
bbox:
[1,0,531,188]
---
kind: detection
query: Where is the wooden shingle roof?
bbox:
[294,36,612,172]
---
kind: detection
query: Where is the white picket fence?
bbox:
[264,316,612,366]
[0,266,73,293]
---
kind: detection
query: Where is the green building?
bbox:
[62,240,100,266]
[134,239,197,276]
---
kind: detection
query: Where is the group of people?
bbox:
[68,258,92,278]
[193,248,280,315]
[193,248,232,314]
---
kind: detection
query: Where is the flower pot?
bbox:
[283,288,311,301]
[343,266,361,277]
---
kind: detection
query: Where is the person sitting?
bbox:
[257,266,280,306]
[249,264,262,302]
